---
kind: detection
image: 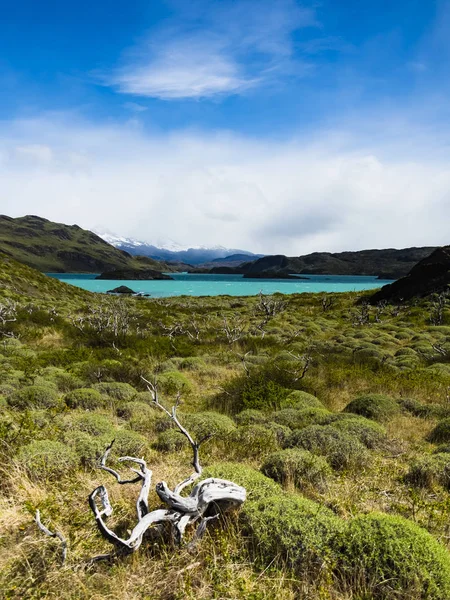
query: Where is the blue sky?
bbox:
[1,0,450,253]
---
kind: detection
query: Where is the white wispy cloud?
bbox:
[1,111,450,254]
[103,0,316,99]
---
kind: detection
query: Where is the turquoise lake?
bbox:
[47,273,394,298]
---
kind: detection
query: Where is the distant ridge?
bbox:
[206,247,438,278]
[0,215,174,273]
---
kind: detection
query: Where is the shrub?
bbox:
[228,425,280,459]
[117,401,158,421]
[428,418,450,444]
[63,430,105,467]
[70,413,115,437]
[157,371,193,396]
[262,449,331,491]
[234,409,269,426]
[272,407,330,430]
[41,367,83,392]
[279,390,324,410]
[17,440,78,480]
[93,382,137,402]
[405,454,450,490]
[183,412,236,440]
[64,388,106,410]
[344,393,399,423]
[286,425,370,471]
[336,513,450,599]
[262,422,292,446]
[241,373,289,410]
[327,415,387,449]
[111,430,149,456]
[203,463,341,575]
[399,398,450,420]
[8,384,59,410]
[154,429,188,452]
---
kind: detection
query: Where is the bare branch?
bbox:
[35,510,67,565]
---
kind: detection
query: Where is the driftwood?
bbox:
[87,378,246,556]
[35,509,67,564]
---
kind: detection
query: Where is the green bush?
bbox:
[336,513,450,599]
[111,429,149,456]
[428,418,450,444]
[229,425,280,459]
[117,401,158,421]
[262,449,331,491]
[241,373,289,410]
[272,407,330,430]
[183,411,236,440]
[278,390,324,410]
[203,463,341,574]
[156,371,193,396]
[41,367,83,392]
[344,393,399,423]
[63,430,105,467]
[405,453,450,490]
[17,440,78,480]
[399,398,450,420]
[70,413,115,437]
[64,388,106,410]
[326,415,387,449]
[93,382,137,402]
[262,421,292,446]
[286,425,370,471]
[154,429,188,452]
[234,409,269,426]
[8,384,59,410]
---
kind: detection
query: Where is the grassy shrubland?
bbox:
[1,254,450,598]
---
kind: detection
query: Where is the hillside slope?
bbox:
[214,247,437,278]
[0,215,173,273]
[370,246,450,302]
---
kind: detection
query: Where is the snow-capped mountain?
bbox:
[93,229,262,265]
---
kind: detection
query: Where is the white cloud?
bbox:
[1,113,450,254]
[103,0,316,99]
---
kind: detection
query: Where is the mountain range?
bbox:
[94,230,263,265]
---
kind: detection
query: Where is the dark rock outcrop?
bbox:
[107,286,136,294]
[369,246,450,303]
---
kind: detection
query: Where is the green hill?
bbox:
[0,215,173,273]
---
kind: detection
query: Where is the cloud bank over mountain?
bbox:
[1,112,450,255]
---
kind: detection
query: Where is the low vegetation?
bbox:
[1,253,450,599]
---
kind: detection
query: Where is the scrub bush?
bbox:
[278,390,324,410]
[17,440,78,480]
[8,384,59,410]
[428,418,450,444]
[335,513,450,599]
[64,388,106,410]
[262,448,331,491]
[327,415,387,449]
[405,454,450,490]
[272,407,330,430]
[286,425,370,471]
[344,393,399,422]
[93,382,137,402]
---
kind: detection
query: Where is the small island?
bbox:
[107,285,136,294]
[96,268,173,280]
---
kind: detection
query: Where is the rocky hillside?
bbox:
[209,247,437,278]
[370,246,450,302]
[0,215,173,273]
